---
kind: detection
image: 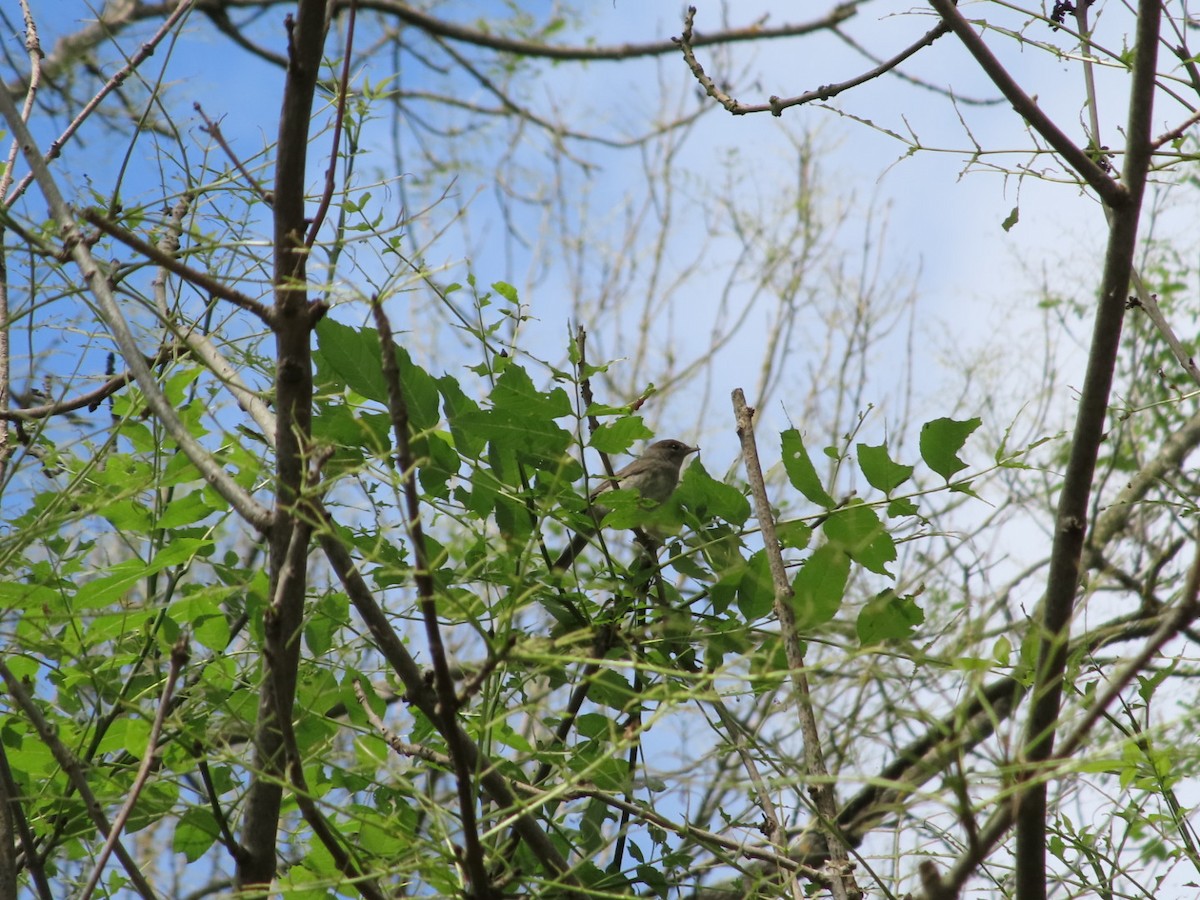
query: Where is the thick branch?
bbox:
[1012,0,1162,895]
[238,0,328,888]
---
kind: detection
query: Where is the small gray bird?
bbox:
[552,438,699,570]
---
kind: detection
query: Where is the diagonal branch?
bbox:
[371,298,494,899]
[316,518,580,889]
[926,0,1123,206]
[0,81,273,533]
[0,659,159,900]
[732,389,860,900]
[676,5,953,117]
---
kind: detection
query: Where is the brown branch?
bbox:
[0,659,159,900]
[80,209,273,324]
[198,1,289,70]
[306,0,357,248]
[317,518,579,888]
[927,593,1198,899]
[830,25,1003,106]
[194,104,273,206]
[266,521,387,900]
[704,601,1187,900]
[926,0,1123,206]
[371,298,494,900]
[78,637,190,900]
[1127,285,1200,387]
[355,679,833,886]
[0,61,273,534]
[0,737,50,899]
[731,389,860,900]
[1,345,180,421]
[238,0,329,888]
[1012,0,1162,893]
[676,5,952,118]
[4,0,197,207]
[365,0,857,61]
[1152,105,1200,151]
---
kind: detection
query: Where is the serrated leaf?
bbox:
[887,497,919,518]
[590,416,654,453]
[823,502,895,575]
[856,589,924,643]
[792,544,848,628]
[781,429,835,508]
[856,442,913,493]
[919,416,981,480]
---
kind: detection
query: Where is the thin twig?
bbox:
[306,0,357,248]
[81,209,273,324]
[79,637,190,900]
[0,659,159,900]
[317,520,579,886]
[194,104,272,205]
[381,0,856,61]
[926,0,1123,206]
[676,5,952,118]
[356,679,832,884]
[0,75,272,533]
[4,0,196,207]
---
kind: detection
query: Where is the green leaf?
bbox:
[157,491,218,529]
[993,635,1012,665]
[791,544,849,628]
[777,519,812,550]
[438,374,486,458]
[887,497,919,518]
[678,462,750,525]
[393,346,441,433]
[856,589,924,643]
[492,281,519,303]
[589,416,654,453]
[173,807,220,863]
[856,442,913,493]
[919,416,981,481]
[456,365,572,462]
[589,669,637,711]
[781,429,835,508]
[314,319,441,432]
[823,502,895,576]
[315,316,387,401]
[737,551,775,621]
[75,539,208,609]
[1001,205,1019,232]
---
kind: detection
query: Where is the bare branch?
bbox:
[81,209,274,323]
[732,389,860,899]
[926,0,1123,205]
[676,5,953,118]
